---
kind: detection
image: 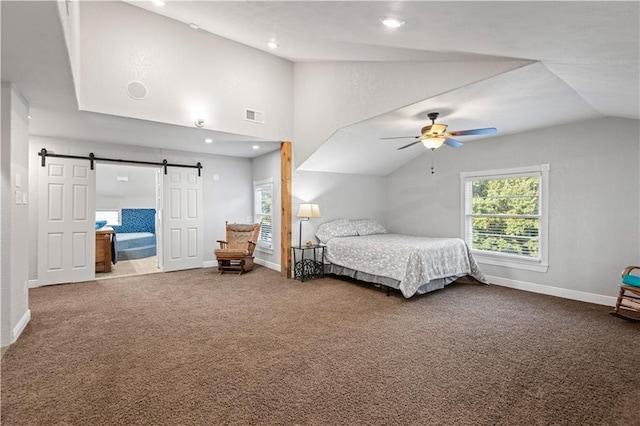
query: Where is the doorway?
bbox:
[95,163,160,279]
[37,154,204,286]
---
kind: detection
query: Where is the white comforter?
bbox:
[324,234,487,298]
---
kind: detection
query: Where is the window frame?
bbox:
[253,178,274,254]
[460,164,550,273]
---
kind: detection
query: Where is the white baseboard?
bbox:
[12,309,31,343]
[28,279,40,289]
[486,275,616,307]
[205,259,280,272]
[255,258,281,272]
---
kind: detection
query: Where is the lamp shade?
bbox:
[422,137,446,150]
[297,203,321,218]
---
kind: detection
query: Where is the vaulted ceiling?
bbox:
[2,1,638,173]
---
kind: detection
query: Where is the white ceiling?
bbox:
[2,1,639,170]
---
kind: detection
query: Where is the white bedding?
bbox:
[324,234,487,298]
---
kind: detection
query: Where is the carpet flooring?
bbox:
[1,266,639,425]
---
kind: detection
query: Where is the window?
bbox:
[95,210,120,226]
[253,178,273,252]
[461,165,549,272]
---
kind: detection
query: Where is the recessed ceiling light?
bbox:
[204,138,213,144]
[381,17,405,28]
[152,0,166,7]
[266,41,279,49]
[189,23,200,30]
[252,145,260,150]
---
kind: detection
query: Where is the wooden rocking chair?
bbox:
[214,222,261,274]
[611,265,640,321]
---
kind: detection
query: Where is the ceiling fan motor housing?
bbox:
[421,123,448,137]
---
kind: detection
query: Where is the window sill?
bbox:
[473,252,549,273]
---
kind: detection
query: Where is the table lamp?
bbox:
[296,203,321,248]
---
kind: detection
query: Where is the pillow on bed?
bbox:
[352,219,388,236]
[315,219,358,243]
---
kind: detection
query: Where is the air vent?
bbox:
[245,108,265,124]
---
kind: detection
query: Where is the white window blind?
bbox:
[253,179,273,250]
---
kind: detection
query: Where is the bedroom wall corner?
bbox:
[384,117,640,301]
[292,168,387,247]
[1,83,30,347]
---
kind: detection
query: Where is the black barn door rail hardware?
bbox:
[39,148,202,176]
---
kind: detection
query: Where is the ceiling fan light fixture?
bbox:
[381,17,405,28]
[422,137,446,150]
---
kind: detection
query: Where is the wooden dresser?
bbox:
[96,228,115,273]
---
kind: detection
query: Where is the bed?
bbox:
[111,208,157,261]
[316,219,488,298]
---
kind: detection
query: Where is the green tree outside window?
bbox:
[470,176,540,257]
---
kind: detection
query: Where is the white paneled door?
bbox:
[38,157,96,285]
[161,167,203,272]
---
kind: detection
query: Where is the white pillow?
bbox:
[352,219,387,236]
[315,219,358,243]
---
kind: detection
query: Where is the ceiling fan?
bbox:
[381,112,497,150]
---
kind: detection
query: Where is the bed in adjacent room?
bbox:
[111,208,157,261]
[317,219,488,298]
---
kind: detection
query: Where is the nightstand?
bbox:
[292,245,325,282]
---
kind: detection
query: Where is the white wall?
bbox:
[385,117,640,299]
[96,163,156,210]
[252,149,281,271]
[28,137,253,280]
[56,0,80,96]
[292,169,387,247]
[1,83,30,347]
[78,1,293,141]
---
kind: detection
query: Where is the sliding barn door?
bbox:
[38,157,96,285]
[162,167,203,272]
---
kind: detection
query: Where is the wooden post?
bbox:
[281,141,292,278]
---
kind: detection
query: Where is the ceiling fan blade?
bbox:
[397,140,422,150]
[448,127,497,136]
[444,138,464,148]
[380,135,420,140]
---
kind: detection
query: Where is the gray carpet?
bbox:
[1,266,639,425]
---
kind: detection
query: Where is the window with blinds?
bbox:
[461,165,549,272]
[95,210,120,226]
[253,179,273,250]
